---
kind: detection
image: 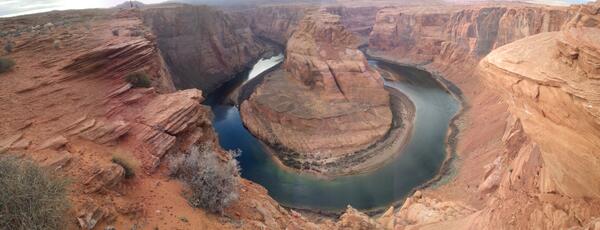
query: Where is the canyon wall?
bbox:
[143,5,266,94]
[237,5,308,45]
[324,6,380,39]
[240,11,393,173]
[369,4,570,65]
[366,2,600,229]
[469,27,600,228]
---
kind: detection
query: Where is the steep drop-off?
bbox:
[143,5,266,94]
[365,2,600,229]
[445,26,600,229]
[240,11,394,174]
[238,5,309,45]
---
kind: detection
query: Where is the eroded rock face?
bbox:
[369,5,569,65]
[241,5,309,45]
[324,6,380,39]
[480,27,600,200]
[364,2,600,229]
[143,6,265,94]
[240,11,392,169]
[443,25,600,229]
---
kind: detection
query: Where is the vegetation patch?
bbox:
[0,57,15,74]
[169,144,241,214]
[125,72,152,88]
[0,157,70,230]
[111,154,136,179]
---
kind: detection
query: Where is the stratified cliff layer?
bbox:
[446,27,600,229]
[239,5,309,45]
[369,4,570,65]
[365,2,600,229]
[240,11,393,173]
[143,5,265,94]
[324,5,380,39]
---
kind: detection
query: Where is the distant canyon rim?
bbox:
[0,0,599,229]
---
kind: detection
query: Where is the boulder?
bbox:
[84,163,125,193]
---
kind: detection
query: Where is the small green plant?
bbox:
[0,57,15,74]
[111,155,136,179]
[0,156,70,230]
[125,72,152,88]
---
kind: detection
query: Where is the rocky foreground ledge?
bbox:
[240,11,410,175]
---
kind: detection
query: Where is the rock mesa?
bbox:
[240,11,392,171]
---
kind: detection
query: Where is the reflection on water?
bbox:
[205,55,459,212]
[248,54,284,81]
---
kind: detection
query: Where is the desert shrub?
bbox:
[0,157,69,230]
[0,57,15,74]
[169,144,241,214]
[125,72,151,88]
[111,155,135,179]
[112,29,119,36]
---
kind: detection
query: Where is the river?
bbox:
[205,54,460,213]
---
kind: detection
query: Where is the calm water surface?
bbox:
[205,55,459,212]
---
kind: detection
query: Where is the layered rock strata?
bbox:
[143,5,265,94]
[480,27,600,200]
[365,2,600,229]
[240,11,393,172]
[239,5,309,45]
[369,4,570,65]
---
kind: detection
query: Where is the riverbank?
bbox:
[357,52,468,216]
[254,82,416,179]
[210,52,461,214]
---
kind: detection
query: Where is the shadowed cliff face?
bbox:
[241,5,383,46]
[143,6,265,94]
[238,5,309,45]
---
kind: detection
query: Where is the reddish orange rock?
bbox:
[241,11,392,169]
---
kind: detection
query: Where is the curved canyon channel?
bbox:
[204,54,460,213]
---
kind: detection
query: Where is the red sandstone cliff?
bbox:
[365,2,600,229]
[369,4,570,65]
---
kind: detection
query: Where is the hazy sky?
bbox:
[0,0,164,17]
[0,0,595,18]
